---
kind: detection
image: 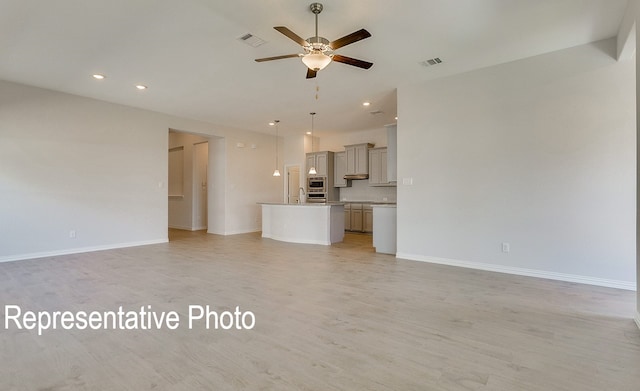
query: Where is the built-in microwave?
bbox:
[307,177,326,192]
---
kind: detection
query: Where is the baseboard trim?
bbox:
[395,252,636,291]
[261,233,330,246]
[635,312,640,330]
[168,224,206,231]
[223,229,261,236]
[0,239,169,263]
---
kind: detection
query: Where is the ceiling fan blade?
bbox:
[329,29,371,50]
[274,26,309,47]
[332,54,373,69]
[306,68,317,79]
[255,54,301,62]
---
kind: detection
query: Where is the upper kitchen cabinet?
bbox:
[344,143,374,179]
[386,125,397,183]
[306,151,334,177]
[369,147,396,186]
[333,151,349,188]
[369,147,387,186]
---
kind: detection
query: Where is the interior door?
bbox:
[287,166,300,204]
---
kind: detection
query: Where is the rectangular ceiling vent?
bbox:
[237,33,267,48]
[420,57,443,67]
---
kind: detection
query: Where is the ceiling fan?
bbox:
[255,2,373,79]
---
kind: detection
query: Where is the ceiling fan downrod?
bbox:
[310,2,323,44]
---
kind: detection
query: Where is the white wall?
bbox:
[319,127,388,152]
[0,80,281,260]
[635,0,640,321]
[397,39,636,290]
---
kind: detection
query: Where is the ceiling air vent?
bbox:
[420,57,443,67]
[237,33,267,48]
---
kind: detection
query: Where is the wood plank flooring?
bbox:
[0,230,638,390]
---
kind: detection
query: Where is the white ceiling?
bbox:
[0,0,630,136]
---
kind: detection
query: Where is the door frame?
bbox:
[284,164,301,204]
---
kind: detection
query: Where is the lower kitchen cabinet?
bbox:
[351,206,363,232]
[344,203,351,231]
[344,203,373,233]
[363,205,373,233]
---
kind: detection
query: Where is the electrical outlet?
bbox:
[502,242,510,253]
[69,230,76,239]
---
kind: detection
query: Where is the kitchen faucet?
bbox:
[299,187,305,203]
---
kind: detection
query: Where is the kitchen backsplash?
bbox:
[339,179,397,202]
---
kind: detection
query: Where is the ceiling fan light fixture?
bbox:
[302,51,332,71]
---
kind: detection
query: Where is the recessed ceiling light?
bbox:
[306,131,312,135]
[269,122,275,126]
[136,85,147,90]
[395,116,398,120]
[92,74,105,80]
[362,102,370,106]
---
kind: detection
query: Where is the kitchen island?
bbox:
[372,204,397,254]
[259,203,345,245]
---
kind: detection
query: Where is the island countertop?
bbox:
[259,203,345,245]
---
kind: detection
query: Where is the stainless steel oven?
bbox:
[305,193,327,203]
[306,177,327,203]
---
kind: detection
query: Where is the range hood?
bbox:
[344,174,368,180]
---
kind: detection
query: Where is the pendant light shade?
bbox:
[272,120,281,177]
[308,112,317,175]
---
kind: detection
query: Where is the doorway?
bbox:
[168,130,209,232]
[285,165,301,204]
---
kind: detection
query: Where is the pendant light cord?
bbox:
[310,112,316,153]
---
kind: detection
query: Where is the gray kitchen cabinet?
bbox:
[334,151,349,187]
[344,143,373,176]
[369,147,394,186]
[344,203,351,230]
[306,151,333,177]
[351,206,363,232]
[363,204,373,233]
[344,202,375,233]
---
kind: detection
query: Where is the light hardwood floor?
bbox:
[1,230,638,390]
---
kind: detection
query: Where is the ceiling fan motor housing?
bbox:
[306,36,330,51]
[310,3,323,14]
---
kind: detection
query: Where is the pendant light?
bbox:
[308,112,317,175]
[272,120,281,177]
